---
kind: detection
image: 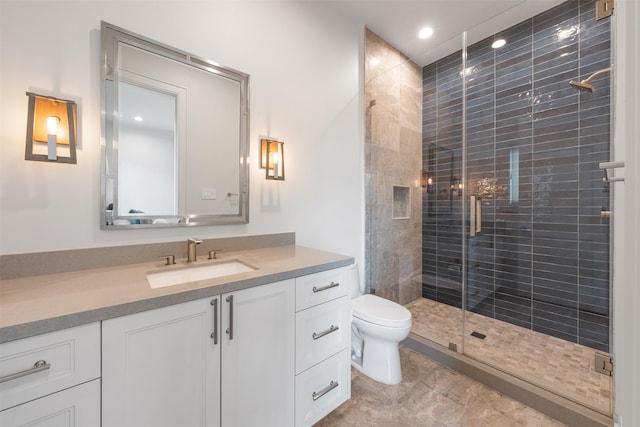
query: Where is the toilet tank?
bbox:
[349,263,364,298]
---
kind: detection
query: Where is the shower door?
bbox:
[461,0,613,415]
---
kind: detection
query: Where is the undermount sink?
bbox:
[147,260,256,289]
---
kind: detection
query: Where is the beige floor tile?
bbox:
[317,347,566,427]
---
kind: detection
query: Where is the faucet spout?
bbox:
[187,238,203,263]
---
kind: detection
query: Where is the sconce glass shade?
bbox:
[421,171,433,188]
[260,138,285,180]
[25,92,77,164]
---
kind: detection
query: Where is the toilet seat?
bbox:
[352,294,412,328]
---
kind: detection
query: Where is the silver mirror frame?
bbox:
[100,21,250,229]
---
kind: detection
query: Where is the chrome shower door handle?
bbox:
[470,196,482,236]
[475,197,482,235]
[210,298,218,344]
[225,295,234,340]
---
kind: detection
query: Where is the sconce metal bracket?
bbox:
[259,137,285,181]
[25,92,77,164]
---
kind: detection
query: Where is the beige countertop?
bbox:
[0,245,353,343]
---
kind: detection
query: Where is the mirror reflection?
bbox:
[101,22,249,228]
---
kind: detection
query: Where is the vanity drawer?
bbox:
[0,378,100,427]
[0,323,100,411]
[295,349,350,427]
[296,296,350,374]
[295,266,349,311]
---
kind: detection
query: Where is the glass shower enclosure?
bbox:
[419,0,613,415]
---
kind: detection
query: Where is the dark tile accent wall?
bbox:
[422,0,610,351]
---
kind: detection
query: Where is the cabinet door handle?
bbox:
[226,295,234,340]
[0,360,50,384]
[312,325,339,340]
[210,298,218,344]
[312,282,339,293]
[312,380,339,401]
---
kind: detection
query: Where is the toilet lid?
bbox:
[352,294,412,328]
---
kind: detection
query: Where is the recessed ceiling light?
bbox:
[418,27,434,40]
[491,38,507,49]
[134,116,144,122]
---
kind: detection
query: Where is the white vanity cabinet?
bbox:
[294,267,351,427]
[102,279,295,427]
[221,278,295,427]
[0,323,101,427]
[102,296,221,427]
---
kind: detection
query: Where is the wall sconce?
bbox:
[421,171,433,190]
[451,177,463,196]
[260,138,285,180]
[25,92,77,164]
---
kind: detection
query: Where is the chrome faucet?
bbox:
[187,238,203,263]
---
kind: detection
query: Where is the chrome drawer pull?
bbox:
[0,360,50,384]
[312,282,339,293]
[312,325,339,340]
[312,380,339,401]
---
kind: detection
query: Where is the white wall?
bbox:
[0,1,364,264]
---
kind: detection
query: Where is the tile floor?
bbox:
[405,298,612,415]
[317,346,566,427]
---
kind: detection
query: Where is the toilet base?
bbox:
[351,337,403,385]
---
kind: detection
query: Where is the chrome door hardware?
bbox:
[594,353,613,376]
[226,295,234,340]
[0,360,50,384]
[470,196,482,236]
[210,298,218,344]
[312,380,339,401]
[599,161,625,183]
[596,0,614,20]
[312,325,339,340]
[312,282,340,293]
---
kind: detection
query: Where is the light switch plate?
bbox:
[201,188,217,200]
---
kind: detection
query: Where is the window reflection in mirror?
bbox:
[101,22,249,228]
[118,81,177,216]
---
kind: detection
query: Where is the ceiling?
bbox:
[327,0,567,66]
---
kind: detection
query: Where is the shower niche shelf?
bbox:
[392,185,411,219]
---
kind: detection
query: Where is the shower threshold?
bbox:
[403,334,612,427]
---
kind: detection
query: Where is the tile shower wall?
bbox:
[422,0,610,351]
[365,28,423,304]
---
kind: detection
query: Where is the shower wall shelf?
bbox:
[392,185,411,219]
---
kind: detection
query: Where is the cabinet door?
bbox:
[102,297,221,427]
[0,379,100,427]
[221,279,295,427]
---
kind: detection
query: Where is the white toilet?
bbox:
[349,264,412,385]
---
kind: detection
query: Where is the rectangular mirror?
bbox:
[101,22,250,228]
